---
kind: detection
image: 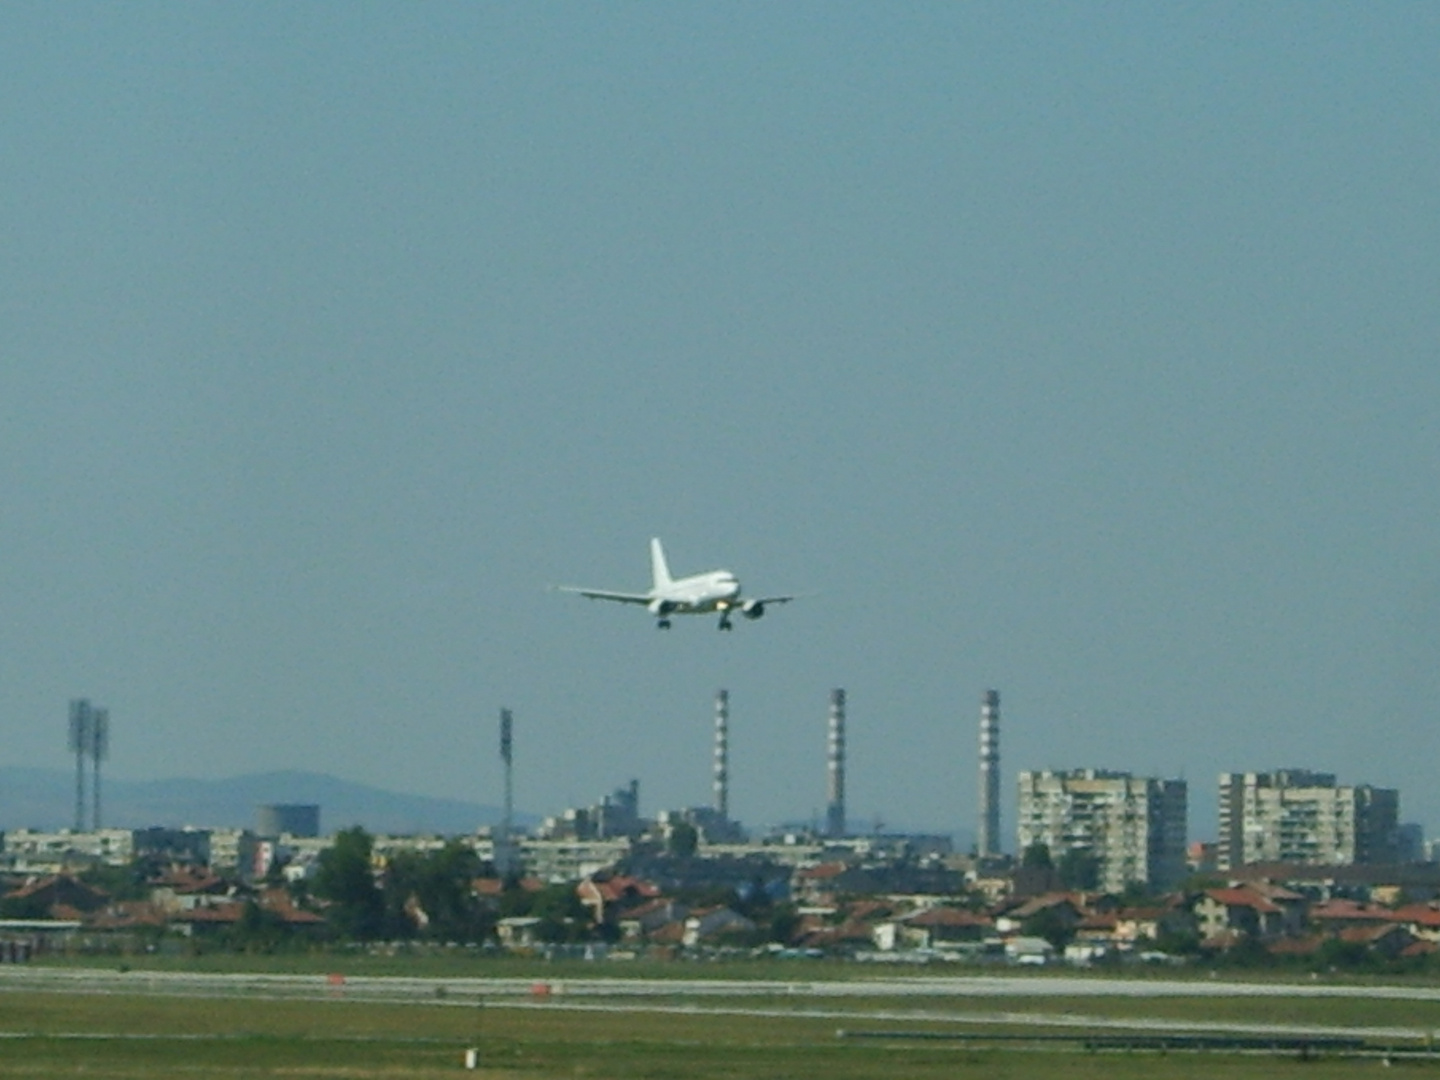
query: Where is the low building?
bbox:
[1,829,135,870]
[520,838,631,883]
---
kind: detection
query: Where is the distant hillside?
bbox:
[0,767,531,836]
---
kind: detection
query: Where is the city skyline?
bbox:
[5,714,1420,857]
[2,7,1437,834]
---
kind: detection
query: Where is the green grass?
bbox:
[3,983,1439,1079]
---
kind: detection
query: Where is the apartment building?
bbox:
[1217,770,1399,870]
[1017,769,1188,893]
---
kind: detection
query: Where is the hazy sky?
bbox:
[2,4,1437,845]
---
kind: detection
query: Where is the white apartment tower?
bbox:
[1217,770,1399,870]
[1017,769,1188,893]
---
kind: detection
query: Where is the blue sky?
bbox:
[1,4,1437,845]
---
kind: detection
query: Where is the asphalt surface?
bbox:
[8,966,1440,1001]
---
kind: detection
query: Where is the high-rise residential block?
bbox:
[1017,768,1188,892]
[1217,770,1399,870]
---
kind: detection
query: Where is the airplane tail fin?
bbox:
[650,538,673,590]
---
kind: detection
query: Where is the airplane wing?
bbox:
[750,595,796,605]
[555,586,653,605]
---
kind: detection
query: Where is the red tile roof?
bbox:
[1308,899,1392,923]
[1391,905,1440,928]
[906,907,993,929]
[1337,923,1408,946]
[1202,888,1280,914]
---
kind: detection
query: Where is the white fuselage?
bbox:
[650,570,741,614]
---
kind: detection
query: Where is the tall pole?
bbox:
[91,707,109,831]
[978,690,1001,857]
[67,699,91,833]
[713,689,729,819]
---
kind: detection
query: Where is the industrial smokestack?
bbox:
[978,689,1000,856]
[826,688,846,838]
[713,689,729,819]
[497,707,515,877]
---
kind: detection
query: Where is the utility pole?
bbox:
[91,706,109,831]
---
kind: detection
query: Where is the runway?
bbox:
[3,966,1440,1045]
[6,966,1440,1003]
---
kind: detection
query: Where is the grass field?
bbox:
[6,972,1440,1079]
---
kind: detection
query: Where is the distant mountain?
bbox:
[0,767,532,836]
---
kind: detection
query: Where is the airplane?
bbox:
[557,538,794,630]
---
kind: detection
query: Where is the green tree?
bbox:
[1314,936,1370,971]
[226,900,289,953]
[1213,933,1273,969]
[765,903,801,945]
[313,826,385,940]
[80,860,150,902]
[0,892,50,920]
[529,883,591,943]
[384,841,490,942]
[667,822,699,858]
[1152,927,1202,956]
[1057,848,1101,891]
[1022,907,1075,951]
[1021,841,1053,870]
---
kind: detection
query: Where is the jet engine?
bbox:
[649,599,678,617]
[741,600,766,620]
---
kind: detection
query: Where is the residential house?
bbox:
[1307,898,1396,935]
[1193,887,1285,941]
[1,874,109,918]
[894,906,993,951]
[576,874,661,926]
[682,907,755,947]
[994,893,1084,936]
[616,898,688,944]
[1390,904,1440,944]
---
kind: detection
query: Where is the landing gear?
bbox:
[657,618,672,630]
[718,616,733,631]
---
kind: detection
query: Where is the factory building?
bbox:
[256,804,321,839]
